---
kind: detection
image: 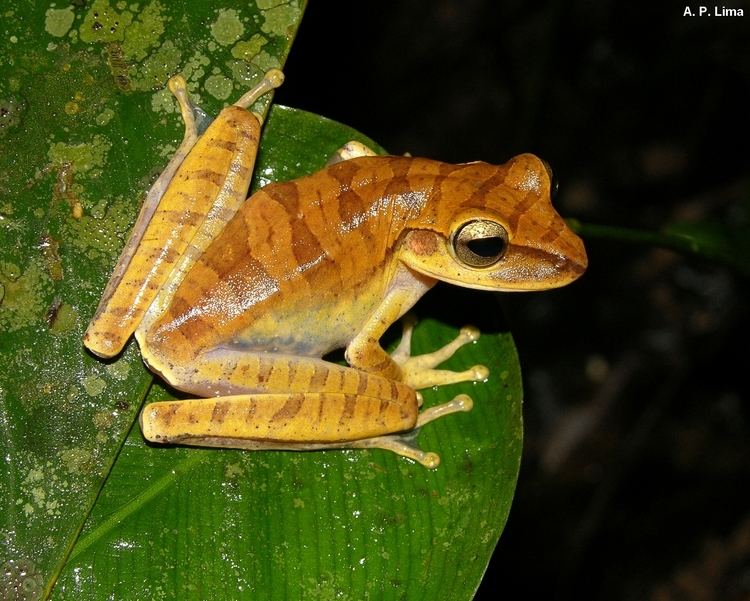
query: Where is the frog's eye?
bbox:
[451,219,509,268]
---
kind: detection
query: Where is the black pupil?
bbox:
[467,236,505,258]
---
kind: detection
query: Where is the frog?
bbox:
[84,69,587,468]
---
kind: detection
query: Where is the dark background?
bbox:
[276,1,750,600]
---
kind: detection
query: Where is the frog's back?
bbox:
[147,156,448,359]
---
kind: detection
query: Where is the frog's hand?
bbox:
[139,392,471,468]
[393,318,489,389]
[83,71,283,359]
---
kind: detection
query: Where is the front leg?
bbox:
[344,266,434,381]
[346,266,488,390]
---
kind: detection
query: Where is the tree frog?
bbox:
[84,70,587,468]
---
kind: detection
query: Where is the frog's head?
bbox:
[397,153,587,292]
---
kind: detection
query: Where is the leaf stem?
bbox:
[67,450,208,561]
[569,220,694,252]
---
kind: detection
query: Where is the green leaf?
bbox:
[1,3,521,600]
[0,2,305,599]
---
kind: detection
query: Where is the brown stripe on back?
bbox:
[156,293,217,345]
[291,216,326,269]
[325,365,344,394]
[438,161,466,177]
[316,396,325,425]
[236,128,257,141]
[286,361,298,388]
[243,399,258,424]
[227,159,252,180]
[327,159,362,188]
[153,205,204,227]
[336,188,366,231]
[377,399,390,425]
[98,302,127,316]
[389,381,401,404]
[262,180,300,216]
[381,173,411,204]
[356,372,369,395]
[196,208,252,280]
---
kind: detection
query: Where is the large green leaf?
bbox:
[0,1,305,598]
[1,3,521,600]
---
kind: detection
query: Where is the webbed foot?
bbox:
[350,394,474,468]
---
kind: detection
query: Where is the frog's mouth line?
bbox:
[408,244,587,292]
[512,245,588,278]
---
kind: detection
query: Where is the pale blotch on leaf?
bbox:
[130,39,182,91]
[259,2,301,37]
[48,134,112,176]
[64,196,135,260]
[48,302,78,335]
[95,108,115,126]
[227,60,256,87]
[24,467,44,484]
[1,558,43,599]
[83,374,106,397]
[0,95,26,138]
[93,410,116,430]
[105,359,131,381]
[210,8,245,46]
[0,260,51,333]
[44,6,75,38]
[121,0,167,62]
[182,50,211,86]
[204,73,233,100]
[151,86,176,114]
[253,50,281,73]
[156,142,178,159]
[231,34,268,62]
[224,462,244,479]
[59,447,95,475]
[79,0,134,44]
